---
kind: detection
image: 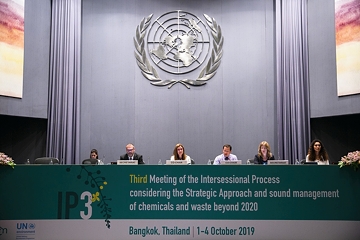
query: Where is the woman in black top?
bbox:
[254,141,275,165]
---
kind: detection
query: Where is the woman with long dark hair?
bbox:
[306,139,329,165]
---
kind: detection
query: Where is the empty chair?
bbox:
[34,157,59,164]
[82,158,98,165]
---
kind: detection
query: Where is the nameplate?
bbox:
[220,160,242,165]
[117,160,138,165]
[267,160,289,165]
[165,160,188,165]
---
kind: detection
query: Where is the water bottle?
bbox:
[158,159,162,165]
[207,159,212,165]
[49,159,53,165]
[25,159,30,165]
[295,159,300,165]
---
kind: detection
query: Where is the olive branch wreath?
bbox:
[133,13,224,89]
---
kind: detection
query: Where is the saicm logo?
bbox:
[0,226,8,236]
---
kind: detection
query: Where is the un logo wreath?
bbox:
[133,11,224,89]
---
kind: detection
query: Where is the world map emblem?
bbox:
[134,10,224,89]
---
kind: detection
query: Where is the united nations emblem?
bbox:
[134,10,224,89]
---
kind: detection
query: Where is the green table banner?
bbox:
[0,165,359,239]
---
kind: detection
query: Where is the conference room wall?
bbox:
[1,0,358,163]
[80,0,276,164]
[307,0,360,162]
[0,0,50,119]
[308,0,360,118]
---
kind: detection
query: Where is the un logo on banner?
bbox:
[16,223,36,229]
[134,10,224,89]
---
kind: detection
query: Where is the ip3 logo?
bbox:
[57,191,93,220]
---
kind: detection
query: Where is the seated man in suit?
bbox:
[120,143,145,164]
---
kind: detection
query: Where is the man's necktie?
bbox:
[225,157,229,160]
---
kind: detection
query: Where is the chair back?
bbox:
[34,157,59,164]
[246,159,255,164]
[82,158,98,165]
[191,159,195,165]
